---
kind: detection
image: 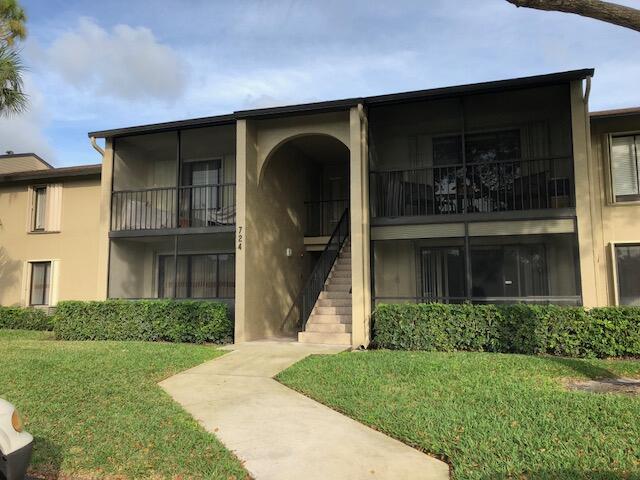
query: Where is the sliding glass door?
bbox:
[159,253,234,299]
[470,245,548,299]
[420,247,466,302]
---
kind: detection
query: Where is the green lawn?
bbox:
[277,350,640,480]
[0,329,248,479]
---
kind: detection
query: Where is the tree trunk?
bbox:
[506,0,640,32]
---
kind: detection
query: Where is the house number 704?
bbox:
[237,226,243,250]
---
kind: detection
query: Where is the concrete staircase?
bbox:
[298,240,352,345]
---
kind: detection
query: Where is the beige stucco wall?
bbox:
[571,80,600,307]
[0,177,101,306]
[586,113,640,305]
[96,139,113,300]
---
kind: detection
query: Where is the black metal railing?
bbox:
[370,156,574,218]
[290,208,349,332]
[304,199,349,236]
[111,183,236,231]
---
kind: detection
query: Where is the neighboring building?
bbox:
[586,107,640,307]
[1,68,639,347]
[0,163,102,308]
[0,153,52,174]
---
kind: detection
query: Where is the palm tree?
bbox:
[0,0,27,116]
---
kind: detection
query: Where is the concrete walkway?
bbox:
[159,340,450,480]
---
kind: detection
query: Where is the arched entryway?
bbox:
[262,134,350,238]
[254,133,350,337]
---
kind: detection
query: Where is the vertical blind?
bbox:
[159,253,234,299]
[611,135,640,201]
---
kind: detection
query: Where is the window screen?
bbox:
[33,186,47,231]
[30,261,51,305]
[615,244,640,306]
[611,135,640,202]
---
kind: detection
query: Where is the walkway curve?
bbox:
[160,340,450,480]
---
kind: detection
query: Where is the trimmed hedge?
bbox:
[0,306,53,331]
[54,300,233,344]
[372,303,640,358]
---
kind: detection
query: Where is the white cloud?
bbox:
[0,76,56,163]
[46,17,186,101]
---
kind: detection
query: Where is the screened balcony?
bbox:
[372,233,581,306]
[111,124,236,232]
[369,84,575,219]
[108,233,235,310]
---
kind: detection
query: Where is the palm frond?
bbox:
[0,0,27,44]
[0,44,27,115]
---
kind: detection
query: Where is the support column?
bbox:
[96,139,113,300]
[235,119,249,342]
[570,80,600,307]
[349,105,372,348]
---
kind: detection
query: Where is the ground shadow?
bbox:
[25,437,62,480]
[535,355,618,380]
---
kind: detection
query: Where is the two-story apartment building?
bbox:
[0,160,101,307]
[2,68,639,348]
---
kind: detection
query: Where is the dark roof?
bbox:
[0,164,101,184]
[0,152,54,169]
[590,106,640,119]
[88,68,594,138]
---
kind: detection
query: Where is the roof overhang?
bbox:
[88,68,594,139]
[0,164,101,184]
[590,106,640,119]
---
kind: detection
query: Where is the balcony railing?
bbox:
[370,156,574,218]
[304,199,349,236]
[111,183,236,231]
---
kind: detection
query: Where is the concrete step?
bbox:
[319,291,351,299]
[330,270,351,278]
[333,264,351,271]
[314,306,351,315]
[329,277,351,285]
[308,314,352,324]
[326,284,351,292]
[306,323,352,333]
[298,331,352,345]
[316,298,351,307]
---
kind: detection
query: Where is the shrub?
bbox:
[0,306,53,331]
[372,303,640,358]
[54,300,232,344]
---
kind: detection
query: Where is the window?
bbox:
[158,253,234,299]
[180,159,222,227]
[610,134,640,202]
[432,130,521,166]
[614,244,640,306]
[466,130,521,164]
[33,186,47,231]
[420,247,466,302]
[29,261,51,306]
[29,184,62,232]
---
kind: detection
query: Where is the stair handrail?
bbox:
[292,208,350,332]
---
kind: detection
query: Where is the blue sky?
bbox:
[1,0,639,167]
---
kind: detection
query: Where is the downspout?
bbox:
[90,136,105,157]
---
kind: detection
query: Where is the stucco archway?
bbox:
[241,132,351,340]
